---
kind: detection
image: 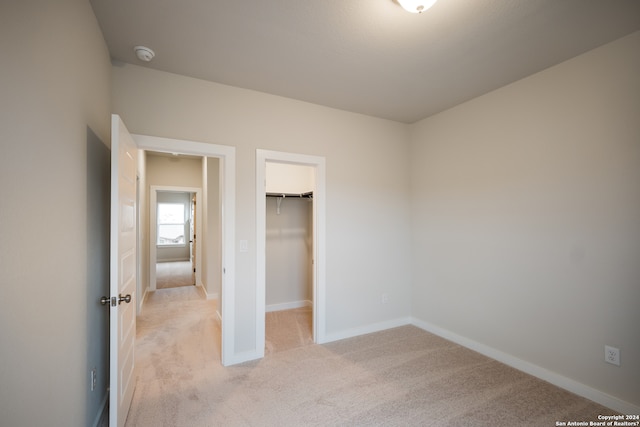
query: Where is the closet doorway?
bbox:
[256,149,326,358]
[265,165,314,353]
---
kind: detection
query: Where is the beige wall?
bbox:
[146,153,203,187]
[266,197,313,309]
[0,0,112,425]
[202,157,222,299]
[266,162,315,194]
[265,163,315,309]
[409,31,640,408]
[112,64,413,352]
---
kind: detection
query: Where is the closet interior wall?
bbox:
[265,195,313,311]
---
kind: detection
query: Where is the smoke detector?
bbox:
[397,0,437,13]
[134,46,155,62]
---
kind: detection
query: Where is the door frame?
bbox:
[149,186,202,291]
[134,134,236,366]
[256,149,327,357]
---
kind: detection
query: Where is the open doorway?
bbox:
[256,149,327,358]
[157,191,196,289]
[264,164,314,354]
[149,185,202,292]
[134,134,236,366]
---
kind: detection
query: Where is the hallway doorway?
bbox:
[134,134,236,366]
[149,186,202,292]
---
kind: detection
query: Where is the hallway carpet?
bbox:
[125,287,616,426]
[155,261,194,289]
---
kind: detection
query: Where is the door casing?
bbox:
[256,149,327,358]
[134,134,236,366]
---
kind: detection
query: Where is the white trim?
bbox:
[411,318,640,415]
[204,290,219,301]
[225,350,262,366]
[134,134,236,367]
[322,317,412,343]
[256,149,327,360]
[195,284,207,299]
[200,284,218,301]
[155,244,188,249]
[266,299,312,313]
[150,186,202,292]
[138,287,150,315]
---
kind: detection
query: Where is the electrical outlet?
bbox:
[91,368,97,391]
[605,345,620,366]
[381,293,389,304]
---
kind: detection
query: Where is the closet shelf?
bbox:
[266,192,313,199]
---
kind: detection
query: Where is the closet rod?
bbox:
[266,191,313,199]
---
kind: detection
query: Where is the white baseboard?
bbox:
[138,287,150,315]
[266,300,312,313]
[195,284,208,299]
[224,349,262,366]
[197,284,218,300]
[321,317,412,344]
[411,317,640,415]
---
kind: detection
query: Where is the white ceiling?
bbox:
[90,0,640,123]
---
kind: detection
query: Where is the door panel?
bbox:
[110,114,137,427]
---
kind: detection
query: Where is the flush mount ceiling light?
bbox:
[134,45,155,62]
[397,0,437,13]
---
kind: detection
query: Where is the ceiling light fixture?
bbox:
[134,45,155,62]
[397,0,437,13]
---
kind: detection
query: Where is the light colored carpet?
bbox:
[265,306,313,355]
[156,261,194,289]
[125,287,616,426]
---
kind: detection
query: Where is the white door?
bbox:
[109,114,138,427]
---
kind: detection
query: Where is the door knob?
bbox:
[100,296,111,306]
[118,294,132,304]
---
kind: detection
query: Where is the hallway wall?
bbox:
[202,157,222,299]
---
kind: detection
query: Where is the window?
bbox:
[157,203,186,246]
